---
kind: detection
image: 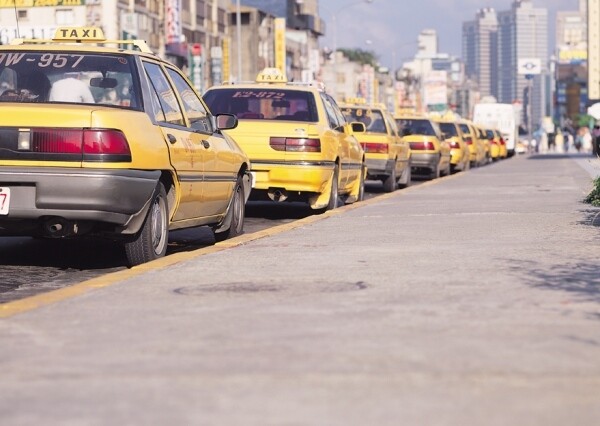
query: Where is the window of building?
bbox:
[55,9,74,25]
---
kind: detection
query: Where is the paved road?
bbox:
[1,153,599,425]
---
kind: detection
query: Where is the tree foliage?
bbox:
[337,48,378,67]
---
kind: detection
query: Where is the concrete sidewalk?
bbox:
[1,154,600,426]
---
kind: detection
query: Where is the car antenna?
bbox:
[13,0,21,38]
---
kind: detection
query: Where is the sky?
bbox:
[318,0,580,70]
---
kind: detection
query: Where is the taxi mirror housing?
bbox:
[216,113,238,130]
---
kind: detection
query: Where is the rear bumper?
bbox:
[250,160,335,193]
[365,157,395,178]
[410,153,439,170]
[0,167,160,236]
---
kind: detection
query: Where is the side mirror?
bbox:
[351,121,366,133]
[216,113,238,130]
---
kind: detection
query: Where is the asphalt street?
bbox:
[1,153,599,425]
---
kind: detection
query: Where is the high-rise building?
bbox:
[462,8,498,100]
[497,0,548,132]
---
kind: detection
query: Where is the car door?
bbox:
[164,66,235,217]
[143,61,206,221]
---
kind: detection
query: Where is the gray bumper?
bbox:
[410,153,439,170]
[365,158,395,178]
[0,167,160,235]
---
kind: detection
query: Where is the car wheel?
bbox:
[326,165,340,210]
[398,161,411,188]
[382,163,397,193]
[357,164,366,202]
[442,159,451,176]
[430,159,440,180]
[214,175,245,242]
[124,182,169,267]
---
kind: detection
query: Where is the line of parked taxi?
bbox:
[0,27,509,267]
[204,68,510,211]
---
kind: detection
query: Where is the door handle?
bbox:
[201,140,210,149]
[167,133,177,144]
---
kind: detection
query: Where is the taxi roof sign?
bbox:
[9,26,154,54]
[256,68,288,83]
[53,27,106,42]
[345,97,367,105]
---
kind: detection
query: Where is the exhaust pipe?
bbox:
[267,188,288,202]
[42,217,79,238]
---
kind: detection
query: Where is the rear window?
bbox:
[459,124,471,135]
[397,119,437,137]
[485,129,495,139]
[0,52,140,109]
[203,88,318,122]
[439,122,458,137]
[341,107,387,134]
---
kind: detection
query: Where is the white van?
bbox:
[473,103,519,157]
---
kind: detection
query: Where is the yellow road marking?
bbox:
[0,173,457,318]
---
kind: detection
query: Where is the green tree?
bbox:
[337,48,378,67]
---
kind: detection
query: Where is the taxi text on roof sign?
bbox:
[53,27,106,42]
[256,67,288,83]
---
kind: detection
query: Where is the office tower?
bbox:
[462,8,499,99]
[497,0,548,132]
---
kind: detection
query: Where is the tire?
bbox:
[214,175,245,242]
[125,182,169,267]
[430,162,440,180]
[382,162,397,193]
[398,162,411,189]
[357,164,366,202]
[326,165,340,211]
[442,158,451,176]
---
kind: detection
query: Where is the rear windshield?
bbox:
[341,107,387,134]
[397,118,437,136]
[439,122,458,137]
[485,129,495,139]
[0,52,141,109]
[459,124,471,135]
[203,88,318,122]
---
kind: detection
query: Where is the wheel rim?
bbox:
[150,196,167,255]
[232,184,244,233]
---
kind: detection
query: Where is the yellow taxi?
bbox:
[0,27,251,266]
[494,129,508,159]
[435,119,470,173]
[458,121,486,167]
[395,115,451,179]
[484,128,502,161]
[203,68,366,211]
[474,125,492,164]
[338,99,411,191]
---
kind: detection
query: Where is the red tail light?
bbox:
[499,138,506,146]
[30,128,131,162]
[448,141,459,149]
[464,137,473,145]
[270,137,321,152]
[409,141,436,150]
[360,142,389,154]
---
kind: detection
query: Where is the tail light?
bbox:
[499,138,506,146]
[360,142,389,154]
[447,141,459,149]
[29,128,131,162]
[464,137,473,145]
[409,141,436,150]
[270,137,321,152]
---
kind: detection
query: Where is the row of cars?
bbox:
[0,27,508,267]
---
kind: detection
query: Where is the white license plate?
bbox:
[0,187,10,215]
